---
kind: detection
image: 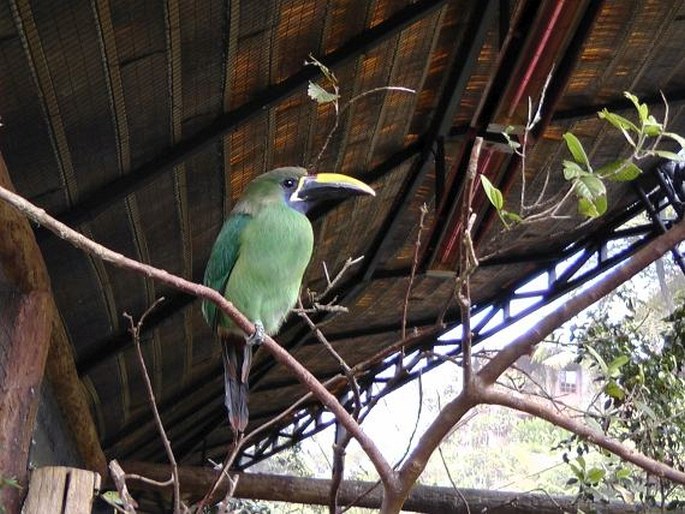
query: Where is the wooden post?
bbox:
[0,154,53,512]
[22,467,101,514]
[0,153,106,512]
[0,290,53,512]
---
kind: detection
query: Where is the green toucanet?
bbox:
[202,166,375,433]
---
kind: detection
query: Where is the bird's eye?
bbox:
[282,178,297,189]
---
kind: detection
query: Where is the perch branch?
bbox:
[0,184,396,489]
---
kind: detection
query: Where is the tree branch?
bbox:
[478,216,685,387]
[124,299,182,514]
[457,137,482,387]
[402,203,428,340]
[386,218,685,510]
[480,385,685,484]
[0,184,396,489]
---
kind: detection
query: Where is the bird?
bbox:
[202,166,375,433]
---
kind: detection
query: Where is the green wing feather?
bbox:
[202,213,251,331]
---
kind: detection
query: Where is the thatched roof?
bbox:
[1,0,684,471]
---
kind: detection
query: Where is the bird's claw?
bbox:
[246,320,265,346]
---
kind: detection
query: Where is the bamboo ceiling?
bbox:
[1,0,684,470]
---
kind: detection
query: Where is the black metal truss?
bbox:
[633,157,685,274]
[230,169,685,469]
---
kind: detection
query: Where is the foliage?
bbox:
[563,294,685,509]
[305,55,340,107]
[483,91,685,226]
[214,498,271,513]
[0,475,20,514]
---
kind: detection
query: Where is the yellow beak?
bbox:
[292,172,376,203]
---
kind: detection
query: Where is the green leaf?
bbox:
[652,150,685,161]
[585,346,608,375]
[624,91,648,123]
[587,467,606,484]
[574,175,606,200]
[643,115,663,136]
[605,380,625,400]
[597,160,642,181]
[615,467,631,480]
[598,109,638,145]
[569,462,584,479]
[101,491,124,507]
[307,81,339,104]
[663,131,685,150]
[594,194,607,216]
[501,210,522,224]
[480,175,504,211]
[563,132,591,169]
[563,160,586,180]
[503,134,521,150]
[607,355,630,378]
[597,109,639,132]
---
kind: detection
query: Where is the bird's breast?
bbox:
[223,206,314,335]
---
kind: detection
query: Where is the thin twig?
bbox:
[307,256,364,304]
[124,298,182,514]
[437,445,471,514]
[195,434,244,511]
[386,369,426,470]
[124,473,174,488]
[296,297,362,415]
[310,86,415,169]
[402,203,428,340]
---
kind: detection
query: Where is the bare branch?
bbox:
[124,298,181,514]
[481,385,685,484]
[308,256,364,304]
[109,459,139,513]
[296,297,362,415]
[0,184,396,489]
[402,204,428,340]
[385,218,685,510]
[437,445,471,514]
[457,137,483,388]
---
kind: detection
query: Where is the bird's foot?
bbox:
[246,320,265,346]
